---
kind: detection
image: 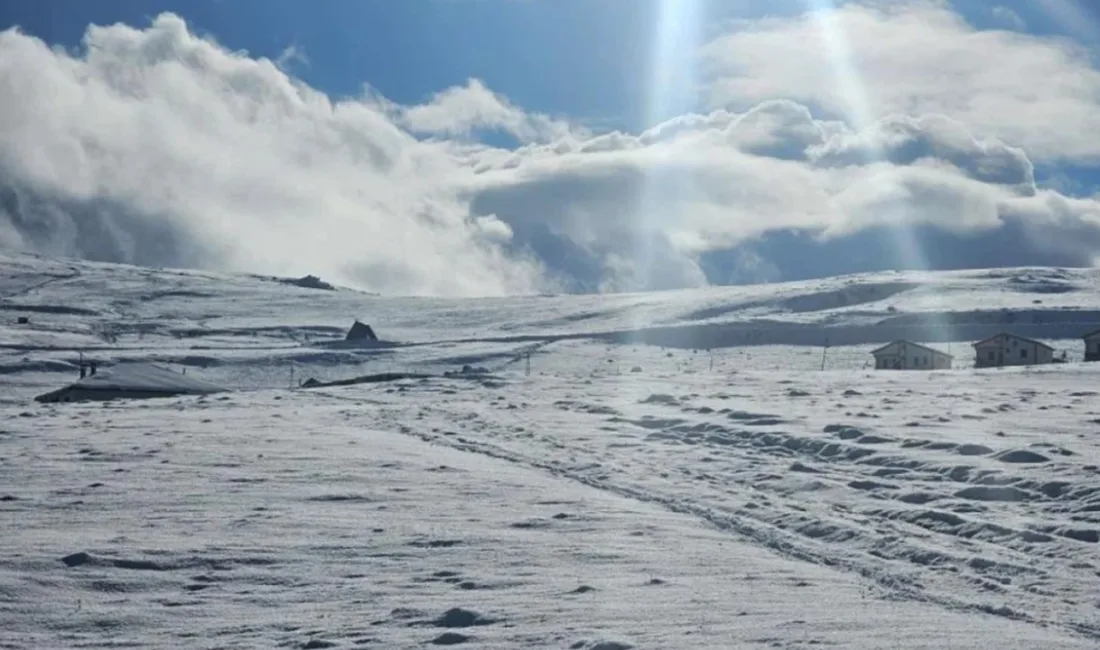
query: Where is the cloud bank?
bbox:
[0,3,1098,296]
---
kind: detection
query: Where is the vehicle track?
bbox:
[350,395,1100,643]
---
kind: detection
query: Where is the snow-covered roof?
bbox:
[870,340,953,358]
[972,332,1054,350]
[35,362,226,402]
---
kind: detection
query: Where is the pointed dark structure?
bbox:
[345,320,378,342]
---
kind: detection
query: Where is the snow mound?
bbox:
[34,362,226,403]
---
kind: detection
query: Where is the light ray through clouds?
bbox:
[803,3,923,266]
[805,0,952,340]
[632,0,705,300]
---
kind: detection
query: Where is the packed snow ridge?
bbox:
[2,250,1100,649]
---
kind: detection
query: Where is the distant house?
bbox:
[870,340,953,370]
[35,362,226,403]
[1084,329,1100,362]
[345,320,378,342]
[973,333,1054,368]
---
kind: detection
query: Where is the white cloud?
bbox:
[701,0,1100,162]
[461,97,1100,289]
[396,78,574,144]
[991,6,1027,30]
[1030,0,1100,43]
[275,43,309,71]
[0,9,1099,296]
[810,113,1036,193]
[0,15,544,296]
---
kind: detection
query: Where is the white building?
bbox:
[1083,329,1100,362]
[972,333,1054,368]
[870,340,953,370]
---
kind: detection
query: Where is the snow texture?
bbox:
[35,362,226,402]
[2,250,1100,648]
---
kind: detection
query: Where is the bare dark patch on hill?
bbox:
[0,302,98,315]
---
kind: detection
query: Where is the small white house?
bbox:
[1084,329,1100,362]
[972,333,1054,368]
[871,340,953,370]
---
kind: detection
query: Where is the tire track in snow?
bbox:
[366,401,1100,643]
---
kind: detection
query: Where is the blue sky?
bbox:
[1,1,1099,295]
[6,0,1095,131]
[1,0,763,130]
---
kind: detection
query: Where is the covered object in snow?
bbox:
[34,362,227,403]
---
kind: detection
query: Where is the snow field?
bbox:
[3,251,1100,647]
[1,387,1094,649]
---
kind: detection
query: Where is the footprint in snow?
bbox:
[430,608,497,628]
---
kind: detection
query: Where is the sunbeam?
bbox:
[805,0,874,130]
[804,3,926,267]
[631,0,705,299]
[805,0,953,341]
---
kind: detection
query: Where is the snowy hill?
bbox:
[3,250,1100,648]
[4,251,1100,393]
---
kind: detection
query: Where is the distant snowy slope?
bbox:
[3,252,1100,342]
[2,250,1100,397]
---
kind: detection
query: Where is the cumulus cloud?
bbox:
[0,15,544,296]
[395,78,573,143]
[275,44,309,71]
[0,8,1099,297]
[462,87,1100,288]
[811,113,1037,195]
[702,0,1100,162]
[991,6,1027,30]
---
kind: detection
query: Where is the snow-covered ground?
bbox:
[2,251,1100,648]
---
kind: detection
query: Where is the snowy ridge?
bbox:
[4,252,1100,353]
[2,251,1100,648]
